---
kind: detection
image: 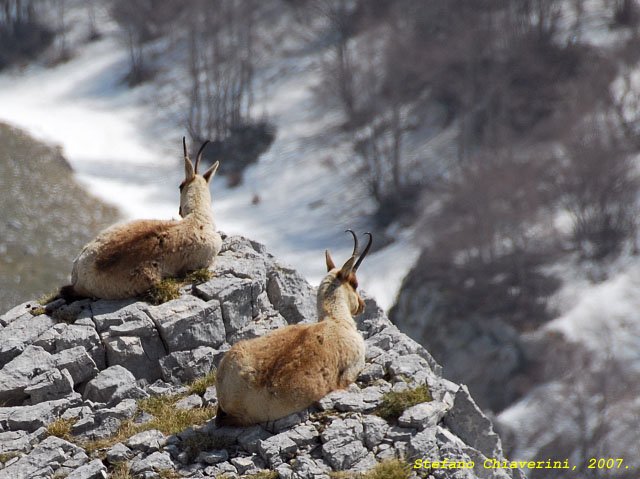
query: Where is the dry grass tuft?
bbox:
[46,417,74,441]
[375,384,432,422]
[329,460,411,479]
[187,370,217,396]
[83,393,217,455]
[186,268,214,284]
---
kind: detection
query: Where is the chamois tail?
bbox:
[59,284,86,303]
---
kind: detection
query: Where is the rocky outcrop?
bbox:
[0,235,524,479]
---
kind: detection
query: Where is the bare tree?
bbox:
[558,117,639,259]
[184,0,257,143]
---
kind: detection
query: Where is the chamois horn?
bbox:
[195,140,211,174]
[353,232,372,271]
[345,229,359,258]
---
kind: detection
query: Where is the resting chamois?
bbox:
[60,138,222,300]
[215,231,372,426]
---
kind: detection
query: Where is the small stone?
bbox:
[237,425,272,454]
[129,451,175,475]
[126,429,167,453]
[83,365,148,406]
[175,394,203,410]
[106,443,133,464]
[286,424,319,447]
[159,347,217,384]
[203,386,218,406]
[398,401,447,430]
[322,439,368,470]
[230,456,255,474]
[197,449,229,464]
[258,432,298,467]
[24,368,74,405]
[362,415,389,449]
[65,459,107,479]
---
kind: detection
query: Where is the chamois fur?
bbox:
[215,231,373,427]
[60,138,222,300]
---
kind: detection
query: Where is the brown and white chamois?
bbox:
[60,138,223,300]
[215,230,373,427]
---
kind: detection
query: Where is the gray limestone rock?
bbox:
[102,315,166,381]
[106,443,133,464]
[197,449,229,464]
[65,459,107,479]
[56,325,105,370]
[398,401,448,430]
[266,264,316,324]
[322,439,368,471]
[175,394,203,410]
[146,296,225,352]
[88,300,146,333]
[0,345,56,406]
[126,429,167,453]
[0,436,83,479]
[52,346,99,385]
[0,234,524,479]
[0,313,56,368]
[159,346,217,384]
[258,432,298,467]
[237,426,272,454]
[362,415,389,449]
[444,385,503,459]
[0,430,31,456]
[129,451,175,475]
[83,365,148,406]
[0,395,81,432]
[24,368,74,404]
[0,301,33,327]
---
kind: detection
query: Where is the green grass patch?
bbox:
[186,268,214,284]
[187,370,217,396]
[28,306,46,316]
[144,278,182,305]
[375,384,432,422]
[329,460,411,479]
[247,471,280,479]
[83,393,217,454]
[0,452,21,464]
[143,268,213,305]
[46,417,74,441]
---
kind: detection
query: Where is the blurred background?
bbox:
[1,1,639,477]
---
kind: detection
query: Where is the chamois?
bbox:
[215,230,373,427]
[60,138,222,300]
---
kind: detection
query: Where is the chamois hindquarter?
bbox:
[215,231,373,426]
[61,138,222,300]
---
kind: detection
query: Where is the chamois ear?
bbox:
[339,256,356,276]
[183,137,195,180]
[203,161,220,183]
[325,250,336,272]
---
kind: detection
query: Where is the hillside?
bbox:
[0,235,522,479]
[0,123,119,312]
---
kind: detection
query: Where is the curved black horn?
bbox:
[353,232,372,271]
[194,140,211,174]
[183,136,188,160]
[345,229,359,258]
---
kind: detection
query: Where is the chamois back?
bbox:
[60,138,222,300]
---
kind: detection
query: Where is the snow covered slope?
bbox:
[0,19,417,310]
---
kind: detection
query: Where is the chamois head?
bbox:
[179,137,219,218]
[320,230,373,317]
